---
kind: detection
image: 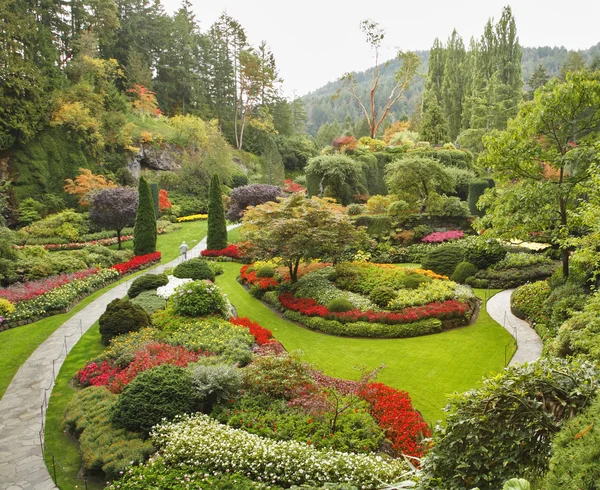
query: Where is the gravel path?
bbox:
[486,289,543,366]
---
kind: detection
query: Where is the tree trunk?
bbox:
[117,228,122,250]
[562,248,569,280]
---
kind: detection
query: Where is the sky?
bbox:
[162,0,600,98]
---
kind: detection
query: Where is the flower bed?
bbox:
[1,253,161,326]
[278,292,470,325]
[177,213,208,222]
[151,413,409,489]
[76,342,206,393]
[201,244,241,259]
[422,230,465,243]
[229,316,275,345]
[360,383,431,458]
[0,268,100,303]
[111,252,162,274]
[6,268,121,323]
[240,264,279,290]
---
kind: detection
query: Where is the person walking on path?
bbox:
[179,241,188,260]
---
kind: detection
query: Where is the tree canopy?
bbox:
[241,193,367,282]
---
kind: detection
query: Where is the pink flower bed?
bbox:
[422,230,465,243]
[0,268,99,303]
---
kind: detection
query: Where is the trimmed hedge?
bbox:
[421,244,465,276]
[466,264,558,289]
[99,298,152,346]
[127,273,169,299]
[173,258,216,282]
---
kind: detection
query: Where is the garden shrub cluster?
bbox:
[170,280,230,318]
[420,358,599,490]
[130,290,167,314]
[466,263,557,289]
[511,281,551,326]
[63,386,154,480]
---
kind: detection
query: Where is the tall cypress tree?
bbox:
[207,173,227,250]
[133,176,157,256]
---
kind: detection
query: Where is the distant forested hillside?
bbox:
[303,43,600,136]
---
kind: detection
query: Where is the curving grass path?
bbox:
[215,263,516,423]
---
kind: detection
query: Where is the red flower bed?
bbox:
[230,316,275,345]
[359,382,430,458]
[283,179,307,194]
[111,252,161,275]
[201,244,241,259]
[278,292,469,325]
[240,265,279,290]
[0,268,99,303]
[75,342,205,393]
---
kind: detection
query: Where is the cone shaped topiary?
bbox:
[133,176,157,256]
[207,173,228,250]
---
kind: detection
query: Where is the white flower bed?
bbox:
[152,413,408,489]
[156,275,193,299]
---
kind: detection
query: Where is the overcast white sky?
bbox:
[162,0,600,97]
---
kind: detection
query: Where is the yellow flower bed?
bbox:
[177,214,208,222]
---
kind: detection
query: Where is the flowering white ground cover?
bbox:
[156,276,193,299]
[152,413,409,488]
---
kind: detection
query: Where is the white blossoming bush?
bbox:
[156,275,193,299]
[152,413,408,489]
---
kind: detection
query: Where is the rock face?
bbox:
[128,143,183,178]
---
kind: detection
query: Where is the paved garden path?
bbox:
[0,226,239,490]
[486,289,543,366]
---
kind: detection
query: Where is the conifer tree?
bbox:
[133,176,157,256]
[527,63,549,99]
[207,173,228,250]
[442,30,466,140]
[420,94,450,145]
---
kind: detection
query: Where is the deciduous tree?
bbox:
[339,20,420,139]
[89,187,137,249]
[242,193,367,282]
[64,168,117,206]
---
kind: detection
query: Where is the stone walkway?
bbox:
[486,289,543,366]
[0,227,238,490]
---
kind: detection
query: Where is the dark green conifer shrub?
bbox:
[207,174,227,250]
[133,176,157,256]
[173,258,215,282]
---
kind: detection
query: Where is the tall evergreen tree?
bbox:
[207,174,227,251]
[420,94,450,145]
[133,176,157,255]
[261,138,285,185]
[527,63,549,99]
[426,38,446,103]
[560,51,586,80]
[442,30,466,141]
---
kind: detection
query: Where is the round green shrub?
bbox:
[99,298,152,346]
[451,261,479,284]
[347,203,363,216]
[327,297,354,312]
[369,286,397,308]
[463,237,506,269]
[173,258,215,282]
[422,244,465,276]
[111,364,198,435]
[171,280,229,317]
[255,265,275,278]
[401,273,432,289]
[128,273,169,299]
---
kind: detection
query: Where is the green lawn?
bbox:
[0,221,207,399]
[215,263,516,423]
[227,225,243,244]
[109,221,207,262]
